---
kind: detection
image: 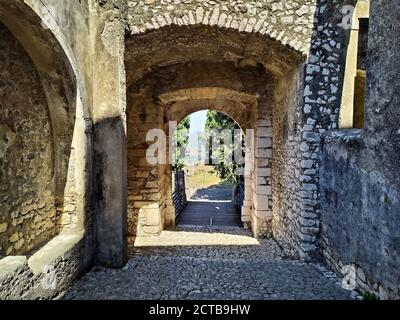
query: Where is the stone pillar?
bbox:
[164,121,176,228]
[129,110,165,237]
[252,119,273,237]
[164,166,176,228]
[92,15,127,268]
[241,130,254,228]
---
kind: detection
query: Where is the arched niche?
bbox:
[0,0,89,256]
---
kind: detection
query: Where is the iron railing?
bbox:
[173,170,187,221]
[233,183,244,210]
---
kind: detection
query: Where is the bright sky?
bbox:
[188,110,208,148]
[189,110,207,133]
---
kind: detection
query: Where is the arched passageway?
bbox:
[124,24,305,247]
[163,89,253,231]
[1,0,398,301]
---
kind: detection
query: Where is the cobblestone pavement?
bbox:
[64,228,356,300]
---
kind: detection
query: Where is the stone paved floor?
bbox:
[179,183,242,227]
[177,201,242,227]
[64,228,356,300]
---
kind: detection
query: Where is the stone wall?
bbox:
[0,0,93,298]
[320,130,400,299]
[319,0,400,299]
[271,66,304,257]
[271,0,355,261]
[101,0,315,55]
[0,22,59,257]
[127,88,166,242]
[0,234,88,300]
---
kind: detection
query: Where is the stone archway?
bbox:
[160,87,256,130]
[92,0,350,268]
[2,0,398,301]
[123,20,306,249]
[170,108,247,228]
[94,1,317,266]
[160,88,255,230]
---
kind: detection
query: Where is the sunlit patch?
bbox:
[134,230,260,247]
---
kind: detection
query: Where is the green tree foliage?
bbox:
[173,116,190,170]
[205,110,239,131]
[204,111,244,184]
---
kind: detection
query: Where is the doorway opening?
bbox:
[172,110,245,228]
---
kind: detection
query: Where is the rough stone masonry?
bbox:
[0,0,399,300]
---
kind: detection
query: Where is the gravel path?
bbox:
[190,184,232,201]
[64,228,356,300]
